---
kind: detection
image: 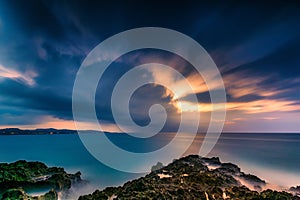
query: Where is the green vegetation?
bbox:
[0,160,83,200]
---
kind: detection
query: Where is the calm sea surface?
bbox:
[0,133,299,196]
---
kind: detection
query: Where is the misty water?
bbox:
[0,133,299,197]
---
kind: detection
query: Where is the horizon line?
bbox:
[0,127,299,134]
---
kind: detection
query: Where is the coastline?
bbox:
[1,156,299,200]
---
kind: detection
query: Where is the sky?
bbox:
[0,0,300,132]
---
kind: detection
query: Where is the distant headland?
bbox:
[0,128,100,135]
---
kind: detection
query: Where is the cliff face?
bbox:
[79,155,300,200]
[0,160,84,200]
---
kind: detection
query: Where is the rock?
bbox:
[290,186,300,195]
[151,162,164,172]
[0,188,29,200]
[38,189,58,200]
[239,173,266,189]
[0,188,58,200]
[0,160,83,200]
[217,162,241,175]
[201,156,221,165]
[261,189,299,200]
[79,155,300,200]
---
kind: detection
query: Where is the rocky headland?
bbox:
[0,160,85,200]
[79,155,300,200]
[1,156,299,200]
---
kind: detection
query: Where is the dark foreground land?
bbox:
[0,160,85,200]
[1,155,299,200]
[80,155,300,200]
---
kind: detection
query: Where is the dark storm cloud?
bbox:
[0,79,72,120]
[228,37,300,78]
[94,49,184,128]
[0,0,300,130]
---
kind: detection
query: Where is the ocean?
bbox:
[0,133,299,197]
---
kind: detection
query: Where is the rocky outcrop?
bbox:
[0,188,58,200]
[0,160,84,200]
[290,186,300,196]
[79,155,300,200]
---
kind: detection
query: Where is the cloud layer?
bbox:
[0,1,299,132]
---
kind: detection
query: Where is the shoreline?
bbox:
[1,156,299,200]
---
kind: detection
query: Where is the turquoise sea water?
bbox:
[0,133,299,196]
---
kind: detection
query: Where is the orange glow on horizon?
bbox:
[0,116,122,132]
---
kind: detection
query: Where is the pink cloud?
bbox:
[0,64,37,86]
